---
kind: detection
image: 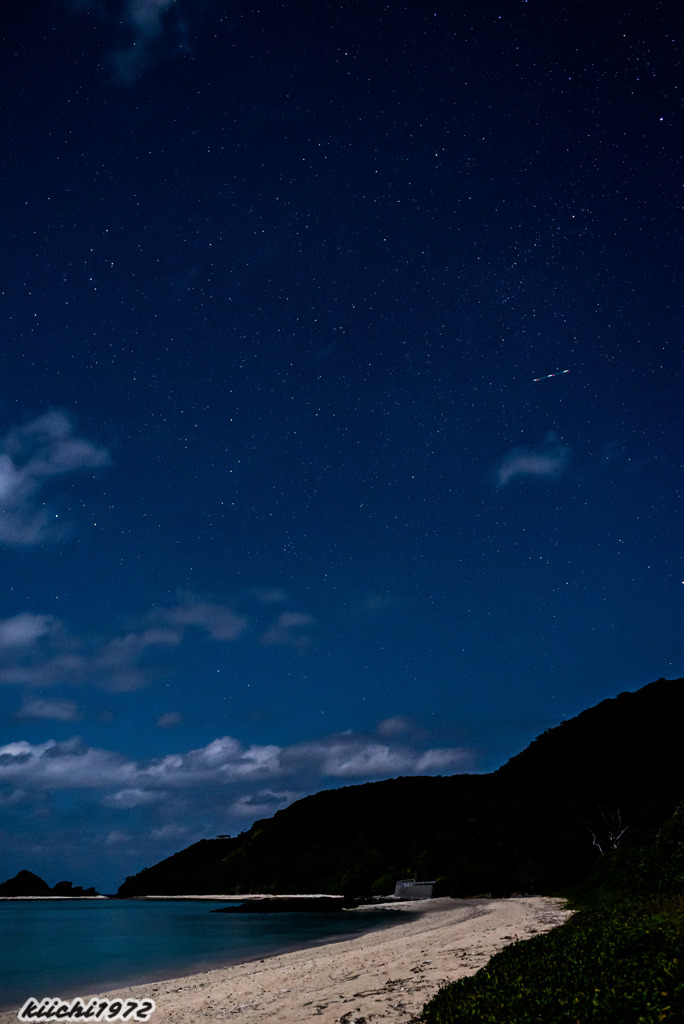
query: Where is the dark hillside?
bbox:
[498,677,684,841]
[120,774,489,897]
[118,677,684,899]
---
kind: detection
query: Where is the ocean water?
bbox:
[0,899,397,1010]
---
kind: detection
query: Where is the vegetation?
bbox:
[418,898,684,1023]
[417,805,684,1023]
[118,678,684,898]
[116,678,684,1019]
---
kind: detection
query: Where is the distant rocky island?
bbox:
[0,869,100,897]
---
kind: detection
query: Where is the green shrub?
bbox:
[418,898,684,1024]
[419,802,684,1023]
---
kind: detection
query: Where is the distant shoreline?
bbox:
[129,892,344,900]
[0,892,357,901]
[0,893,341,902]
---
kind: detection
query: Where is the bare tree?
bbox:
[589,807,629,855]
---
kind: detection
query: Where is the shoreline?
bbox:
[0,896,572,1023]
[0,897,406,1013]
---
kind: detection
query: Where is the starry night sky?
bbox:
[1,0,682,892]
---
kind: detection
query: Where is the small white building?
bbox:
[393,877,435,900]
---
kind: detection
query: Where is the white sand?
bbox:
[0,896,571,1023]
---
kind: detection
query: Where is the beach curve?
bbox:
[0,896,572,1023]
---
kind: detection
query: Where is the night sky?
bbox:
[1,0,682,893]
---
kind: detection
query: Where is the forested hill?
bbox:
[118,677,684,899]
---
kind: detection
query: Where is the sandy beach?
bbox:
[1,896,571,1024]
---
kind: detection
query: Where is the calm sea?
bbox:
[0,899,397,1010]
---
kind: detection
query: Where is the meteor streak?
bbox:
[533,369,570,382]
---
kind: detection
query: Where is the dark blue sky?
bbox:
[1,0,682,892]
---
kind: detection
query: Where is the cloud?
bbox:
[0,737,135,789]
[0,615,181,691]
[104,829,132,847]
[286,738,410,778]
[376,715,413,737]
[495,432,571,487]
[102,788,166,809]
[160,599,248,642]
[0,593,314,692]
[141,737,283,786]
[0,613,59,649]
[62,0,194,84]
[259,612,316,650]
[283,733,470,779]
[148,823,191,842]
[118,0,190,79]
[157,711,183,729]
[0,411,110,546]
[415,748,468,771]
[251,588,290,605]
[0,650,87,688]
[16,698,80,722]
[0,725,470,797]
[94,628,182,691]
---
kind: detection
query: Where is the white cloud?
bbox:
[0,651,86,688]
[104,829,132,847]
[284,738,414,778]
[148,823,191,842]
[161,600,249,642]
[376,714,413,737]
[0,613,59,649]
[195,736,242,767]
[0,411,110,546]
[102,788,166,809]
[0,726,470,798]
[260,612,316,650]
[283,731,470,780]
[0,618,182,692]
[94,628,182,691]
[0,738,135,789]
[141,737,283,786]
[495,432,570,487]
[17,698,80,722]
[157,711,182,728]
[415,748,470,771]
[0,593,316,692]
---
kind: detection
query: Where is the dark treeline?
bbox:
[118,677,684,899]
[419,797,684,1022]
